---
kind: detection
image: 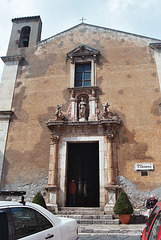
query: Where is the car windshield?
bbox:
[145,205,159,239]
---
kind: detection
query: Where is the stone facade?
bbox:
[0,16,161,213]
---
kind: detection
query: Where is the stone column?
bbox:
[104,130,120,214]
[69,90,78,121]
[107,133,114,185]
[46,134,59,212]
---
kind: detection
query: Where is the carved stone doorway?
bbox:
[66,142,99,207]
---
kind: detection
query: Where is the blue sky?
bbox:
[0,0,161,79]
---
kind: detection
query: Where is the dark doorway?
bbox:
[66,142,99,207]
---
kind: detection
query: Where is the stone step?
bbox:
[59,207,101,210]
[57,214,118,225]
[58,214,113,220]
[77,219,119,225]
[57,207,105,215]
[78,224,145,235]
[56,207,118,225]
[58,210,105,215]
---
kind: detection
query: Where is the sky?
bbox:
[0,0,161,79]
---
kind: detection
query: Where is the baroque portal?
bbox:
[46,85,121,212]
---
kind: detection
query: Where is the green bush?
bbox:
[113,191,133,215]
[32,192,47,209]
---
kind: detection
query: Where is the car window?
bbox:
[0,209,9,240]
[10,207,53,239]
[145,206,159,239]
[35,211,53,231]
[148,211,161,240]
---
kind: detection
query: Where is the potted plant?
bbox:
[32,191,47,209]
[113,190,133,224]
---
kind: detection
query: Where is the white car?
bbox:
[0,201,79,240]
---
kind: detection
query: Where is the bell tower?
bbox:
[0,16,42,187]
[7,16,42,56]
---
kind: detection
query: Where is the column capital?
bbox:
[1,55,23,63]
[0,110,13,120]
[106,131,114,141]
[50,133,59,144]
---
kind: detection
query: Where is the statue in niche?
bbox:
[79,97,87,121]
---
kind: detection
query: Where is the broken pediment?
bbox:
[67,44,100,58]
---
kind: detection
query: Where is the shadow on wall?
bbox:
[0,106,56,191]
[118,175,161,223]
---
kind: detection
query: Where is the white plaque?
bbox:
[135,163,154,171]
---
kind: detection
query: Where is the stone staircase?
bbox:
[55,207,120,235]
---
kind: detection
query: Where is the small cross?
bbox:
[80,17,86,23]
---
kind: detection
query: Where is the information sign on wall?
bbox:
[135,163,154,171]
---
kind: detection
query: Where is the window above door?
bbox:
[75,63,91,87]
[67,44,100,88]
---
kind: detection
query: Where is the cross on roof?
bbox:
[80,17,86,23]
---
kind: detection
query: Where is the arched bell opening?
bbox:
[18,26,31,48]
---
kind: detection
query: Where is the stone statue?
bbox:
[102,103,110,118]
[79,98,87,121]
[55,105,65,120]
[102,102,119,121]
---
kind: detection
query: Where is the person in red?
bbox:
[68,179,77,207]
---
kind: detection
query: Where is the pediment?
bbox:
[67,44,100,58]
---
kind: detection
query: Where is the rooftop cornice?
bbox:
[1,55,23,63]
[12,16,40,23]
[39,22,161,47]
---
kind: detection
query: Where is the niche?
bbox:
[77,94,89,121]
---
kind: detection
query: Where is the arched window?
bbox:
[19,26,31,48]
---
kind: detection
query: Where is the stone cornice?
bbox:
[149,43,161,49]
[0,110,13,120]
[46,119,121,128]
[67,44,100,58]
[1,55,23,63]
[67,86,99,92]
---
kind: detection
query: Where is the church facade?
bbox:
[0,16,161,213]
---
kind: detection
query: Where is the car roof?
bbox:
[0,201,35,207]
[0,201,61,224]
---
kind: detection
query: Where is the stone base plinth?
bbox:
[104,185,121,214]
[45,185,58,213]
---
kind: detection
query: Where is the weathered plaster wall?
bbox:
[1,24,161,203]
